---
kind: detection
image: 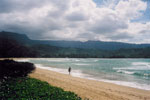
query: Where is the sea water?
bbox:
[17,58,150,90]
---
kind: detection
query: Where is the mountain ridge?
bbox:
[1,31,150,50]
[0,31,150,58]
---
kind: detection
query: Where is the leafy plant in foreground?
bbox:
[0,77,82,100]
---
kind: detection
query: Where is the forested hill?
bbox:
[37,40,150,50]
[0,31,150,58]
[1,31,150,50]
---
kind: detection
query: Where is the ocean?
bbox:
[17,58,150,90]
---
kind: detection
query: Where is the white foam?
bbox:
[100,79,150,90]
[94,59,99,62]
[83,76,150,90]
[74,63,90,66]
[35,64,90,78]
[144,73,150,77]
[71,70,90,78]
[15,59,30,62]
[113,62,150,71]
[35,64,68,74]
[132,62,150,66]
[113,66,150,70]
[39,58,69,62]
[74,59,80,62]
[117,70,135,75]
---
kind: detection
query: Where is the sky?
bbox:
[0,0,150,43]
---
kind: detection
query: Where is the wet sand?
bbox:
[29,68,150,100]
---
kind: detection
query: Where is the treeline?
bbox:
[0,37,150,58]
[109,48,150,58]
[0,38,37,57]
[0,59,35,80]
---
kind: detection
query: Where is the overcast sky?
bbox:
[0,0,150,43]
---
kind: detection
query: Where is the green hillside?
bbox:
[0,31,150,58]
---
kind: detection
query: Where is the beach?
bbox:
[29,67,150,100]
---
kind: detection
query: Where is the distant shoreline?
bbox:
[1,57,150,59]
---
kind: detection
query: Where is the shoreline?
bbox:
[30,67,150,100]
[36,64,150,91]
[1,58,149,91]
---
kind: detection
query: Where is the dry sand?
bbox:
[29,68,150,100]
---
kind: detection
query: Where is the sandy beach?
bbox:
[29,68,150,100]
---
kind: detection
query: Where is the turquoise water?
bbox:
[17,58,150,90]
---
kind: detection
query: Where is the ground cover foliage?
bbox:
[0,60,82,100]
[0,77,81,100]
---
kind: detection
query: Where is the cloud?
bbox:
[115,0,147,20]
[0,0,48,13]
[65,11,89,21]
[88,8,128,34]
[0,0,149,43]
[106,32,133,40]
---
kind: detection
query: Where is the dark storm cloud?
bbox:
[1,23,46,39]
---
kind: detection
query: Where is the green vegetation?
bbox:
[0,60,82,100]
[0,31,150,58]
[0,77,81,100]
[0,38,37,57]
[0,59,35,80]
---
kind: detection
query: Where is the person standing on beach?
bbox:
[68,67,71,75]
